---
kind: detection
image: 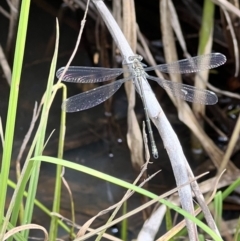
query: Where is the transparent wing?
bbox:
[144,53,226,74]
[147,75,218,105]
[62,79,127,112]
[56,66,124,83]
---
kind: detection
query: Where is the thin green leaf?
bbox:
[0,0,31,236]
[214,191,223,228]
[21,20,59,239]
[49,83,67,241]
[121,201,128,241]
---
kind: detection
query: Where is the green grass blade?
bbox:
[1,157,34,235]
[198,0,215,54]
[121,201,128,241]
[234,216,240,241]
[198,234,205,241]
[21,20,59,239]
[165,206,173,232]
[8,116,43,231]
[214,191,223,228]
[222,178,240,200]
[0,0,31,232]
[165,206,175,241]
[49,83,67,241]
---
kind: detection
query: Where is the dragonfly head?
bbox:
[128,55,143,62]
[122,55,143,65]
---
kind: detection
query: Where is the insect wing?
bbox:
[144,53,226,74]
[147,75,218,105]
[62,79,126,112]
[56,66,124,83]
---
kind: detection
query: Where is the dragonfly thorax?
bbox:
[131,59,147,78]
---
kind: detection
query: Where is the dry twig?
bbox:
[0,45,11,85]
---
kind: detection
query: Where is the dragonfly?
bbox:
[56,53,226,158]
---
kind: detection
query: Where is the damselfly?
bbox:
[56,53,226,158]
